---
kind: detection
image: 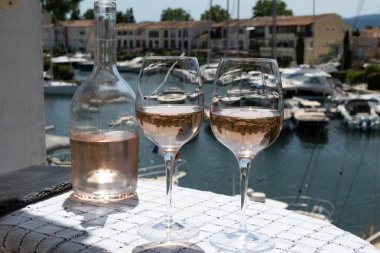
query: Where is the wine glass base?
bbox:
[138,220,199,242]
[210,230,275,253]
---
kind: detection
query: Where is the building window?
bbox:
[136,40,140,47]
[149,40,153,48]
[183,29,189,38]
[123,31,127,35]
[129,40,133,48]
[164,30,168,38]
[170,30,176,38]
[118,31,122,36]
[164,40,168,48]
[123,40,127,48]
[148,30,159,38]
[170,39,175,48]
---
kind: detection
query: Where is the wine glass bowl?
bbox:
[209,58,283,252]
[135,56,203,242]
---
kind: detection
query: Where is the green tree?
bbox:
[341,30,352,70]
[70,9,81,20]
[125,8,136,23]
[82,9,94,20]
[295,34,305,65]
[252,0,293,17]
[200,5,230,22]
[161,8,192,21]
[41,0,82,22]
[115,8,136,23]
[116,11,124,23]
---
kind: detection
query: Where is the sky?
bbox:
[79,0,379,22]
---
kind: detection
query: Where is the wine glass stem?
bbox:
[164,152,175,228]
[239,158,252,234]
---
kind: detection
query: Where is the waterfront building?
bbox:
[41,13,351,64]
[42,20,94,53]
[115,20,209,55]
[352,28,380,60]
[210,14,351,64]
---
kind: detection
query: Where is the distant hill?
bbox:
[343,14,380,31]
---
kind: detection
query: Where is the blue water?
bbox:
[44,70,380,238]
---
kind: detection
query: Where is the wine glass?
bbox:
[209,58,283,252]
[135,56,203,242]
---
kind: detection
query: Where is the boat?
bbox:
[281,67,336,97]
[293,109,329,130]
[117,56,144,72]
[44,80,79,95]
[156,87,187,103]
[76,60,94,71]
[337,98,380,131]
[285,97,330,130]
[45,134,70,166]
[200,62,218,83]
[157,93,187,103]
[51,53,92,69]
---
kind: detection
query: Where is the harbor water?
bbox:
[44,70,380,238]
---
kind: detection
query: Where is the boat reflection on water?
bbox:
[295,126,328,144]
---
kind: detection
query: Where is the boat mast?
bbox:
[236,0,240,56]
[271,0,277,59]
[207,0,212,64]
[225,0,230,57]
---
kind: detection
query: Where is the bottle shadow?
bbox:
[133,241,205,253]
[62,193,139,228]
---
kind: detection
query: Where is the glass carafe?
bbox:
[69,0,139,201]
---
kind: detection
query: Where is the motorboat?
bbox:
[200,62,218,83]
[337,98,380,131]
[282,72,335,97]
[281,67,335,97]
[76,60,94,71]
[44,80,79,96]
[117,56,144,73]
[157,87,187,103]
[52,53,92,69]
[285,97,330,130]
[45,134,70,166]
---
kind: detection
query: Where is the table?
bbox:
[0,180,378,253]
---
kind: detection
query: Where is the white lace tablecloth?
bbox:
[0,180,378,253]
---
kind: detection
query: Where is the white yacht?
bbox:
[281,67,335,97]
[200,62,218,83]
[117,56,144,72]
[337,98,380,131]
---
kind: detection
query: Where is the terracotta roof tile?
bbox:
[59,20,93,27]
[116,20,208,31]
[212,14,339,28]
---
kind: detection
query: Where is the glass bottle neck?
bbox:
[94,0,117,68]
